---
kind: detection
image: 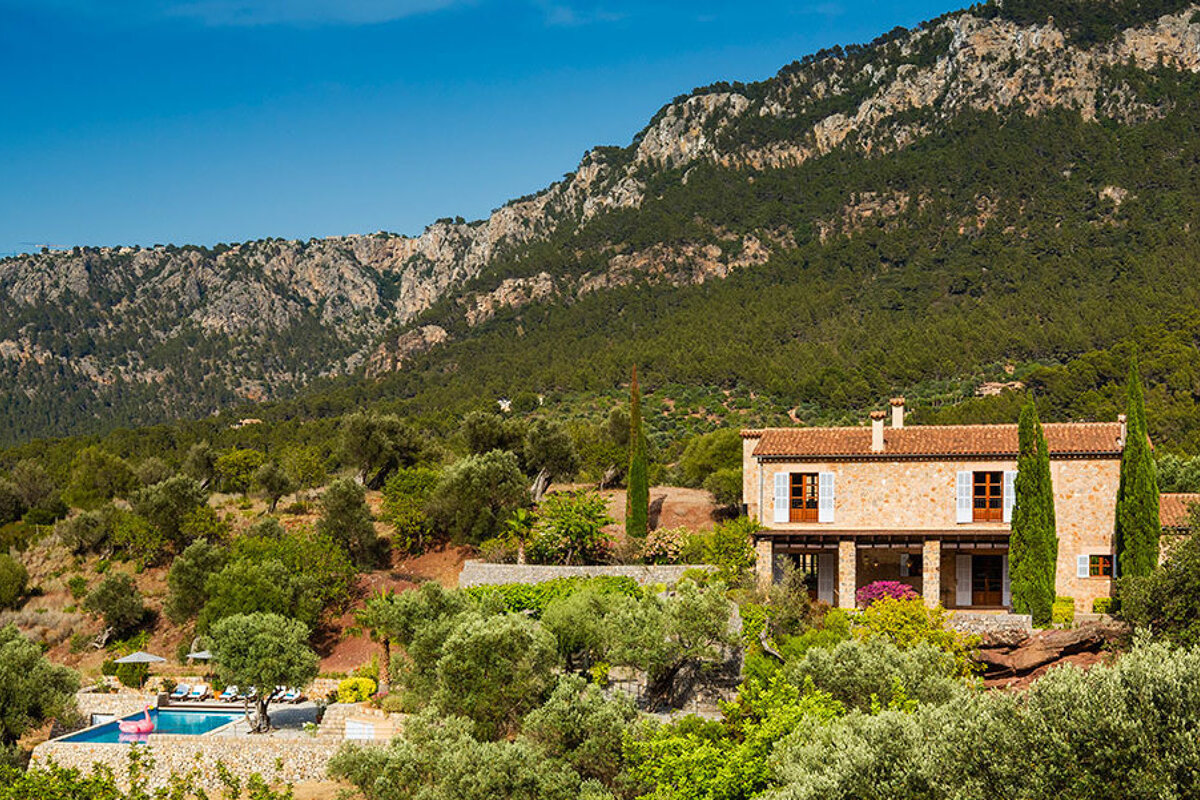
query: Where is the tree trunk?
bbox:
[517,540,527,565]
[253,695,272,734]
[530,469,551,504]
[379,638,391,694]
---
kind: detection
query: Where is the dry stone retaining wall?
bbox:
[32,738,339,791]
[458,561,709,587]
[76,692,157,721]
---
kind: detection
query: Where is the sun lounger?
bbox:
[169,684,190,701]
[187,684,209,701]
[218,685,238,702]
[281,687,302,703]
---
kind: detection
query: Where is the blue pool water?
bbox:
[60,709,242,744]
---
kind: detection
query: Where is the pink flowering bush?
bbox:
[640,526,691,564]
[855,580,919,608]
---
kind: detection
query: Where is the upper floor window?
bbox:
[773,471,834,524]
[790,473,819,522]
[973,471,1004,522]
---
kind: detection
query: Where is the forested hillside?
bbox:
[3,0,1200,449]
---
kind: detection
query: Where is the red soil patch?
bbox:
[315,545,472,674]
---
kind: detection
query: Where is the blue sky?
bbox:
[0,0,961,256]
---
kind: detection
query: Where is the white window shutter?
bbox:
[818,472,835,523]
[1003,470,1017,523]
[956,554,972,607]
[1002,554,1011,607]
[817,552,836,604]
[1077,554,1090,578]
[773,472,789,524]
[956,471,973,524]
[900,553,911,578]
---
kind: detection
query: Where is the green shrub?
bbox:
[66,575,88,600]
[337,677,376,703]
[1052,596,1075,626]
[701,516,759,587]
[1092,597,1113,615]
[854,598,977,676]
[0,554,28,609]
[379,693,406,714]
[115,661,149,689]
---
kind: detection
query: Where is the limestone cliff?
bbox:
[3,3,1200,441]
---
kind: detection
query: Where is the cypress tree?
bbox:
[625,365,649,539]
[1116,357,1160,577]
[1010,400,1058,626]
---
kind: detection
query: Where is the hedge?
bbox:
[463,576,643,617]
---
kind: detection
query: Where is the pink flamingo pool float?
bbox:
[118,707,155,735]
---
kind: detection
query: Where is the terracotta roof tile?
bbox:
[749,422,1124,459]
[1160,493,1200,529]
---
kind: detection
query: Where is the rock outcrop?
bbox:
[975,621,1128,688]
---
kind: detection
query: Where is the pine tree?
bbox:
[1116,357,1160,577]
[625,365,649,539]
[1010,400,1058,626]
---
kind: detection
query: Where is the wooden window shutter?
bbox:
[1003,470,1017,523]
[1002,554,1011,607]
[773,472,789,524]
[818,472,835,523]
[955,554,972,607]
[1077,554,1090,578]
[956,471,972,524]
[817,552,836,605]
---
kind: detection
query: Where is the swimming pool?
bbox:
[59,709,243,744]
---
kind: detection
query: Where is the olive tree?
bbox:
[254,461,296,513]
[316,478,378,567]
[129,475,207,547]
[0,624,79,747]
[428,450,528,544]
[209,613,319,733]
[83,572,146,637]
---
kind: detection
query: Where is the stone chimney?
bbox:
[871,410,886,452]
[1118,413,1127,448]
[890,397,906,429]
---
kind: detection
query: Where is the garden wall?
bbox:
[458,561,710,587]
[31,737,339,791]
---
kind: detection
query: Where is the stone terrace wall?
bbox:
[32,737,339,791]
[458,561,710,587]
[76,692,157,721]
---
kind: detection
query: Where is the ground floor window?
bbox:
[1089,554,1114,577]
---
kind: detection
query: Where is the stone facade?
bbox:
[746,435,1121,613]
[458,561,710,587]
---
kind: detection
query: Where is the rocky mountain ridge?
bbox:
[3,2,1200,442]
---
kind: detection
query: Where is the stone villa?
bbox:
[742,398,1128,613]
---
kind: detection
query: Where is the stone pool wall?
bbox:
[31,737,340,790]
[76,692,157,721]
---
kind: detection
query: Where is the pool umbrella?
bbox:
[113,651,167,664]
[185,651,213,660]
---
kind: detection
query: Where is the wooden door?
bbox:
[972,555,1004,607]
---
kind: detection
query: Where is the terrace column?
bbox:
[922,539,942,608]
[754,538,774,591]
[837,539,857,609]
